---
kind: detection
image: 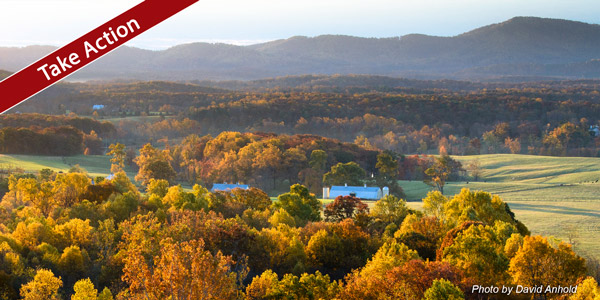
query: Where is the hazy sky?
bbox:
[1,0,599,49]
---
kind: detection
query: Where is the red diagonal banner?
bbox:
[0,0,199,114]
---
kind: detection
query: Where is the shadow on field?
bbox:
[508,202,600,218]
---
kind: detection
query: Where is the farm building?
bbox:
[590,125,600,137]
[323,184,389,200]
[211,183,249,192]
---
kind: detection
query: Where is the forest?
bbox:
[0,159,596,300]
[9,76,600,157]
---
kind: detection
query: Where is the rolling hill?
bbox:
[1,17,600,81]
[401,154,600,259]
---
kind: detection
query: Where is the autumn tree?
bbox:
[465,159,483,181]
[505,137,522,154]
[123,238,239,300]
[51,173,90,208]
[324,195,369,222]
[509,235,586,299]
[146,178,170,198]
[72,278,97,300]
[424,155,462,194]
[395,215,446,261]
[134,143,176,185]
[570,277,600,300]
[231,187,272,211]
[440,223,513,286]
[422,191,448,219]
[178,134,208,184]
[443,188,529,235]
[20,269,63,300]
[245,270,340,300]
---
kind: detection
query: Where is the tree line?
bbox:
[8,79,600,157]
[0,114,116,156]
[121,132,468,198]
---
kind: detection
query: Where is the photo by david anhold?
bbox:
[0,0,599,299]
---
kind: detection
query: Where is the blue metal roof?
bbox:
[329,185,381,200]
[330,186,380,192]
[211,184,249,192]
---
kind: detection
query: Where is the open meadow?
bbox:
[403,154,600,260]
[0,154,137,179]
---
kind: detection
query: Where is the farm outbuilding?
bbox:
[211,183,249,192]
[323,184,388,200]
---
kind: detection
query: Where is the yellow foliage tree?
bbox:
[122,238,239,300]
[20,269,62,300]
[509,235,586,299]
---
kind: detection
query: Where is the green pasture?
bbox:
[401,154,600,260]
[0,154,136,179]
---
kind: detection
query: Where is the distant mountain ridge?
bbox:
[1,17,599,81]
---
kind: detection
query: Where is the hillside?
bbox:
[400,154,600,259]
[1,17,600,81]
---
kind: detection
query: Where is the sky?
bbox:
[0,0,599,50]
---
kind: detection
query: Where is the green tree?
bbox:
[309,150,328,171]
[370,195,410,225]
[423,279,465,300]
[376,151,398,179]
[97,287,114,300]
[375,152,405,197]
[274,184,321,225]
[300,150,329,194]
[323,162,366,186]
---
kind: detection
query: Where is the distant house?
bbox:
[590,125,600,137]
[323,184,389,200]
[92,105,105,110]
[105,173,115,180]
[211,183,249,192]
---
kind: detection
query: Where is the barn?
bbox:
[211,183,249,192]
[323,184,386,200]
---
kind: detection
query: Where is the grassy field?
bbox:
[0,154,137,179]
[402,154,600,260]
